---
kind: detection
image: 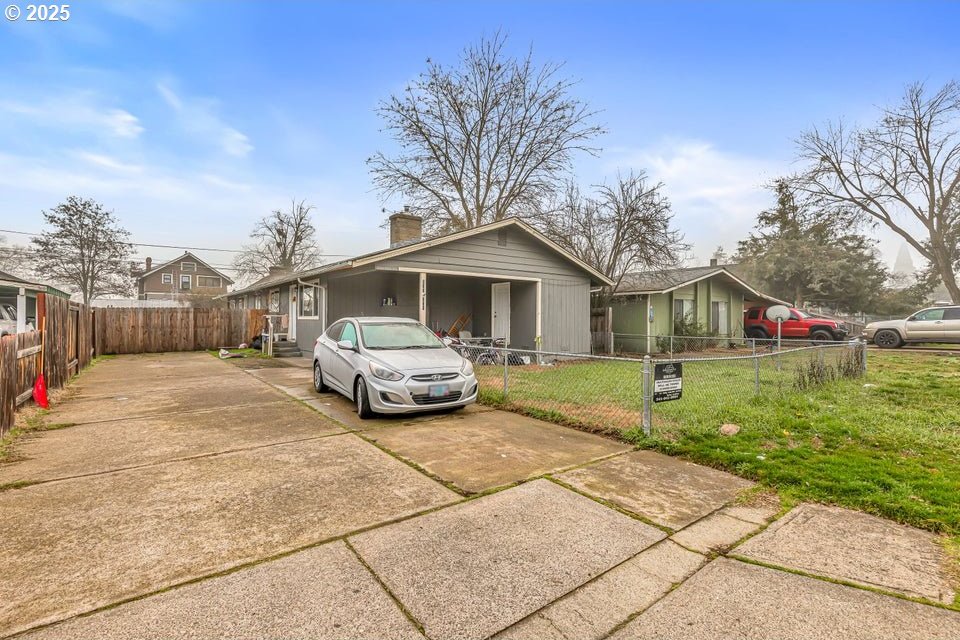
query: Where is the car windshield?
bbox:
[792,309,810,319]
[360,322,445,350]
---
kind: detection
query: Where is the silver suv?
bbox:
[864,305,960,348]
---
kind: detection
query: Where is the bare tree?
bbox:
[541,171,687,303]
[31,196,133,304]
[796,81,960,302]
[233,199,322,281]
[368,33,605,234]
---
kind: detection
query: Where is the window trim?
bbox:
[298,282,320,319]
[161,273,173,285]
[179,274,192,290]
[197,275,222,288]
[181,262,197,272]
[268,288,281,313]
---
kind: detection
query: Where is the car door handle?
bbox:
[935,321,944,324]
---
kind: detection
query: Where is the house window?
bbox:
[269,289,280,313]
[673,298,696,333]
[673,299,694,321]
[161,273,172,285]
[711,301,729,335]
[197,276,222,288]
[498,229,508,247]
[181,262,197,272]
[180,275,192,290]
[254,294,263,309]
[299,284,318,318]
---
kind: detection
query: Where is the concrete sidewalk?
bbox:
[1,353,956,639]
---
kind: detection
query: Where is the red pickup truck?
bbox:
[743,306,848,342]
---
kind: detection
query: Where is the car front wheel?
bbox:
[355,377,375,419]
[313,362,330,393]
[810,329,834,343]
[873,329,903,349]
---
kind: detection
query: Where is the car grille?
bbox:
[410,373,459,382]
[411,390,463,405]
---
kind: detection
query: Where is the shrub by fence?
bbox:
[93,308,266,356]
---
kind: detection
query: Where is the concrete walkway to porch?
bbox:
[0,352,956,639]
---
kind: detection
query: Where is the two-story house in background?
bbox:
[136,252,234,301]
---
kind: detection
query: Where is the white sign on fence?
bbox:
[653,362,683,403]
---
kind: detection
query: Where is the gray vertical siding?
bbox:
[542,278,591,353]
[232,225,599,356]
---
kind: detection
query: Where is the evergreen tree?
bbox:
[736,180,887,312]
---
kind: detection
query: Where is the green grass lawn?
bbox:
[479,350,960,535]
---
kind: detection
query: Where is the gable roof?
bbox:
[614,265,789,305]
[138,251,234,284]
[226,218,614,297]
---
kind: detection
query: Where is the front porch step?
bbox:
[271,342,302,357]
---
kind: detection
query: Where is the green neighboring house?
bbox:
[610,263,787,353]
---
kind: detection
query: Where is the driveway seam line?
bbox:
[343,538,433,640]
[41,399,293,427]
[543,475,675,534]
[3,496,468,640]
[0,430,352,492]
[726,554,958,611]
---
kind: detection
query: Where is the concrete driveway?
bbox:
[1,353,956,639]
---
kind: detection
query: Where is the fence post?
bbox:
[754,353,760,395]
[503,347,509,399]
[669,335,673,358]
[860,338,868,375]
[642,355,652,436]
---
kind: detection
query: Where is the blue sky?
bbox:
[2,0,958,280]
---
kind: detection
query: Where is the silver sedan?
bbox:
[312,317,478,418]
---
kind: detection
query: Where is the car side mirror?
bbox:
[336,339,356,351]
[442,336,454,346]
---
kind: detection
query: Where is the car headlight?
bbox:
[460,359,474,376]
[369,362,403,381]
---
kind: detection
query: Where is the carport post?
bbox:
[642,355,652,436]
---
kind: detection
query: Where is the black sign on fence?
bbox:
[653,362,683,403]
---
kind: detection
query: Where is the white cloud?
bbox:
[155,81,253,158]
[0,95,143,139]
[73,151,144,174]
[605,138,786,263]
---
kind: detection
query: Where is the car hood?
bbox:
[866,319,906,331]
[368,347,464,372]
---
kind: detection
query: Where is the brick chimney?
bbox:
[389,208,423,248]
[145,257,152,272]
[268,265,292,277]
[709,258,718,267]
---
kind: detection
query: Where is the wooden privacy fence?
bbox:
[0,296,94,434]
[93,308,266,356]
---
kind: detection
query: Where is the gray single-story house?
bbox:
[225,215,613,355]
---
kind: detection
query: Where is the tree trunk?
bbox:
[930,241,960,303]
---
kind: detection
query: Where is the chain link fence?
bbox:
[609,332,855,358]
[456,340,867,437]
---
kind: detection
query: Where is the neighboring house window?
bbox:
[181,262,197,272]
[673,299,694,322]
[299,284,318,318]
[180,275,192,290]
[197,276,222,288]
[236,297,244,309]
[161,273,172,285]
[254,294,263,309]
[269,289,280,313]
[711,301,729,334]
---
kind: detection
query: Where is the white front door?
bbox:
[289,286,298,342]
[492,282,511,344]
